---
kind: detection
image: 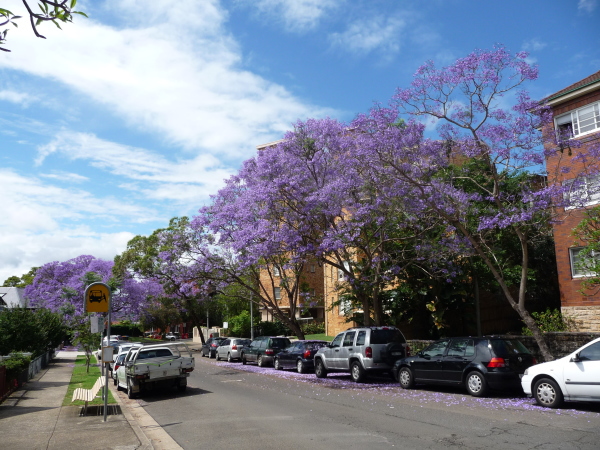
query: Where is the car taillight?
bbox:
[365,347,372,358]
[406,345,411,357]
[182,367,194,373]
[265,349,274,355]
[532,357,537,365]
[487,357,506,368]
[232,345,237,350]
[114,365,120,371]
[211,343,218,347]
[303,349,311,359]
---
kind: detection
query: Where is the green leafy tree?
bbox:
[0,307,66,356]
[1,0,87,52]
[3,267,38,287]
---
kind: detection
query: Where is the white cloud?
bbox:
[0,0,334,159]
[40,171,90,183]
[522,38,547,52]
[578,0,597,13]
[0,90,36,106]
[241,0,341,32]
[329,15,406,56]
[0,227,135,286]
[35,131,234,201]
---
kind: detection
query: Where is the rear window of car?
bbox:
[490,339,531,356]
[370,329,406,345]
[307,342,327,351]
[270,338,290,348]
[237,339,251,346]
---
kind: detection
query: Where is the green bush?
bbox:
[0,352,31,380]
[256,320,291,337]
[301,322,325,335]
[521,309,578,335]
[228,311,253,337]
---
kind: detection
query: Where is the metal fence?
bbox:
[0,350,54,403]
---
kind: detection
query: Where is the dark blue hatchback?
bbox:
[274,340,328,373]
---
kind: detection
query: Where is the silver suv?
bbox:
[314,326,409,382]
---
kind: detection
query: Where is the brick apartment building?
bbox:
[544,69,600,331]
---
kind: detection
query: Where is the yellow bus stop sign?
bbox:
[84,282,111,313]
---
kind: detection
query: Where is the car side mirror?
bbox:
[416,351,423,357]
[570,352,581,363]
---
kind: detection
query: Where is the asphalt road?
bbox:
[132,355,600,450]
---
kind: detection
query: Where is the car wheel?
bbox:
[177,379,187,392]
[398,367,415,389]
[116,376,121,391]
[350,361,366,383]
[227,353,233,363]
[127,379,137,399]
[297,360,305,374]
[533,378,563,408]
[274,358,282,370]
[242,354,247,365]
[209,350,214,359]
[315,359,327,378]
[216,352,221,361]
[257,355,264,367]
[113,375,117,386]
[465,371,488,397]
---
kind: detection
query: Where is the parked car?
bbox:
[215,338,252,362]
[274,340,328,373]
[521,337,600,408]
[392,336,535,397]
[110,343,142,374]
[314,326,409,382]
[116,342,194,398]
[202,337,226,358]
[165,332,180,341]
[241,336,292,367]
[112,353,127,385]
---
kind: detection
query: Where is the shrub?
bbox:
[301,322,325,335]
[0,352,31,381]
[521,309,578,335]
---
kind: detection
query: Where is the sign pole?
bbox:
[104,307,111,422]
[84,282,111,422]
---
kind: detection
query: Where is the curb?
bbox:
[109,381,182,450]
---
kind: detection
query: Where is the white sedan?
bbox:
[521,337,600,408]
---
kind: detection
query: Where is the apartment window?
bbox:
[570,247,600,278]
[555,102,600,138]
[273,266,280,277]
[338,296,351,315]
[338,261,351,280]
[274,287,281,300]
[310,265,315,273]
[563,174,600,209]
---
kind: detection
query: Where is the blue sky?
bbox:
[1,0,599,283]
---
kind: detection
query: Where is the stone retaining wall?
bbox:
[561,306,600,332]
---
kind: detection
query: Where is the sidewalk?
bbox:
[0,350,181,450]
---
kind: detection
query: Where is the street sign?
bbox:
[84,282,111,313]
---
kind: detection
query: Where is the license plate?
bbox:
[391,352,402,356]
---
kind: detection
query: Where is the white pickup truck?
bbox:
[115,342,195,399]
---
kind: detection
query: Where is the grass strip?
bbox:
[304,333,334,341]
[62,355,116,406]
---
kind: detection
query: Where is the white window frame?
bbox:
[338,261,351,280]
[273,266,280,277]
[555,101,600,138]
[563,173,600,210]
[338,296,352,316]
[274,287,281,300]
[570,247,600,278]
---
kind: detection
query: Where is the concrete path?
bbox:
[0,351,179,450]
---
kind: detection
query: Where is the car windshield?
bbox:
[308,342,327,350]
[370,329,406,345]
[491,339,531,356]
